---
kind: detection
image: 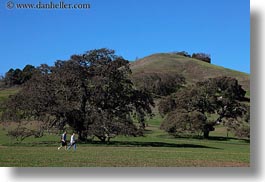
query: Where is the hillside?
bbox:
[130,53,250,92]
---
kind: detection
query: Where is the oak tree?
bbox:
[2,49,154,142]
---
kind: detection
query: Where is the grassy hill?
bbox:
[130,53,250,92]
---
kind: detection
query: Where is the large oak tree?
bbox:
[2,49,154,142]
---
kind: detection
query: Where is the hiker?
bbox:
[58,131,67,150]
[67,132,77,151]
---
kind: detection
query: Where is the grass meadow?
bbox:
[0,88,250,167]
[0,117,250,167]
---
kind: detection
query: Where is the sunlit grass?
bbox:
[0,116,250,167]
[0,87,250,167]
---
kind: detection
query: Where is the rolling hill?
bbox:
[130,53,250,92]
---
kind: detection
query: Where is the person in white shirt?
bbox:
[67,133,77,151]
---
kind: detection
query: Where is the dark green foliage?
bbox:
[158,82,216,115]
[3,65,36,87]
[205,77,246,126]
[160,76,248,138]
[158,96,176,116]
[223,105,250,138]
[4,68,22,86]
[132,72,185,96]
[87,109,140,142]
[205,76,246,100]
[234,124,250,138]
[160,109,207,136]
[2,49,154,142]
[7,124,44,142]
[192,53,211,63]
[21,65,36,83]
[175,51,191,57]
[244,106,250,123]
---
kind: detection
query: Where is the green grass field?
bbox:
[0,117,250,167]
[0,87,19,102]
[0,87,250,167]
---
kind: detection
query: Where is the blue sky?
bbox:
[0,0,250,75]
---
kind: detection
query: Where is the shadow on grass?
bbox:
[6,141,59,147]
[89,140,221,150]
[207,136,250,143]
[155,134,250,143]
[4,140,220,150]
[5,136,248,148]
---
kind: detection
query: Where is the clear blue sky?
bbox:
[0,0,250,76]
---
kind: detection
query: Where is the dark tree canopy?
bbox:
[192,53,211,63]
[2,49,154,142]
[160,109,207,136]
[3,65,36,87]
[175,51,191,58]
[132,72,185,97]
[159,76,249,138]
[158,95,177,116]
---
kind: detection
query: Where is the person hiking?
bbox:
[58,131,67,150]
[67,133,77,151]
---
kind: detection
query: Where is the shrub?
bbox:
[192,53,211,63]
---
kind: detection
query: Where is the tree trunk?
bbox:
[78,130,86,142]
[203,123,215,139]
[96,135,106,143]
[203,130,210,138]
[107,136,111,144]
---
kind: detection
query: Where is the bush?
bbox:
[158,96,176,116]
[175,51,191,57]
[192,53,211,63]
[160,110,207,137]
[132,72,185,96]
[234,125,250,138]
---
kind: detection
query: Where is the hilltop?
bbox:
[130,53,250,92]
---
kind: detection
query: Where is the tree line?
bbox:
[175,51,211,63]
[0,48,249,142]
[0,65,36,87]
